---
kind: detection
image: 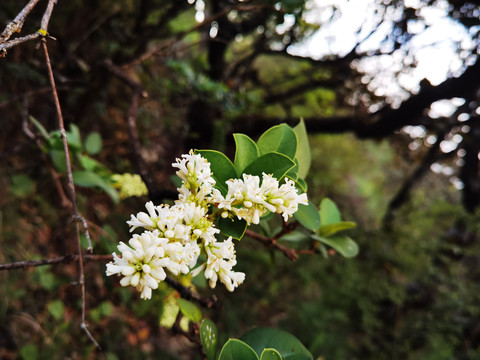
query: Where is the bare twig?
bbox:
[245,229,299,261]
[0,253,219,308]
[1,0,41,41]
[41,39,100,349]
[0,0,58,55]
[0,254,113,271]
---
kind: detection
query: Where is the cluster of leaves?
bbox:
[29,117,122,204]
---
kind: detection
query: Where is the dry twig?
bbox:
[41,39,99,349]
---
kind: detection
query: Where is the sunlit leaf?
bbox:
[318,221,356,237]
[177,298,202,323]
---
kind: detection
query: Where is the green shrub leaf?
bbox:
[260,348,283,360]
[219,339,259,360]
[177,298,202,323]
[257,124,297,160]
[200,319,218,360]
[311,235,359,258]
[73,171,119,203]
[319,198,341,225]
[243,153,295,181]
[293,201,321,230]
[318,221,356,237]
[233,133,259,175]
[293,119,311,179]
[196,150,236,195]
[48,299,65,320]
[240,327,313,360]
[85,132,102,155]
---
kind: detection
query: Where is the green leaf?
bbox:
[20,343,38,360]
[84,132,102,155]
[233,133,259,175]
[278,231,311,243]
[243,153,295,181]
[219,339,259,360]
[196,150,236,195]
[285,159,299,181]
[318,221,356,237]
[28,115,50,140]
[293,201,320,230]
[50,149,67,172]
[257,124,297,160]
[73,171,119,203]
[319,198,341,225]
[218,217,247,240]
[48,299,65,320]
[260,348,283,360]
[78,154,102,171]
[293,119,311,179]
[295,178,308,193]
[67,123,82,151]
[177,298,202,323]
[10,174,35,197]
[240,327,312,360]
[200,319,218,360]
[311,235,359,258]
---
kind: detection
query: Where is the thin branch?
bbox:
[1,0,41,41]
[245,229,299,261]
[0,0,58,55]
[0,254,112,271]
[42,39,99,349]
[0,254,219,308]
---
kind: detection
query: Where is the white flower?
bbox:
[193,237,245,291]
[126,201,157,231]
[106,231,174,300]
[172,151,215,190]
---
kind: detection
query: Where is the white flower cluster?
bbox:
[106,151,307,299]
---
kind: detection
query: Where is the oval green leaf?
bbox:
[243,153,295,181]
[240,327,313,360]
[234,133,259,175]
[293,119,311,179]
[196,150,237,195]
[219,339,259,360]
[73,171,119,204]
[319,198,341,225]
[177,298,202,323]
[318,221,356,237]
[293,201,320,230]
[260,348,283,360]
[311,235,359,258]
[85,132,102,155]
[257,124,297,160]
[201,319,219,360]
